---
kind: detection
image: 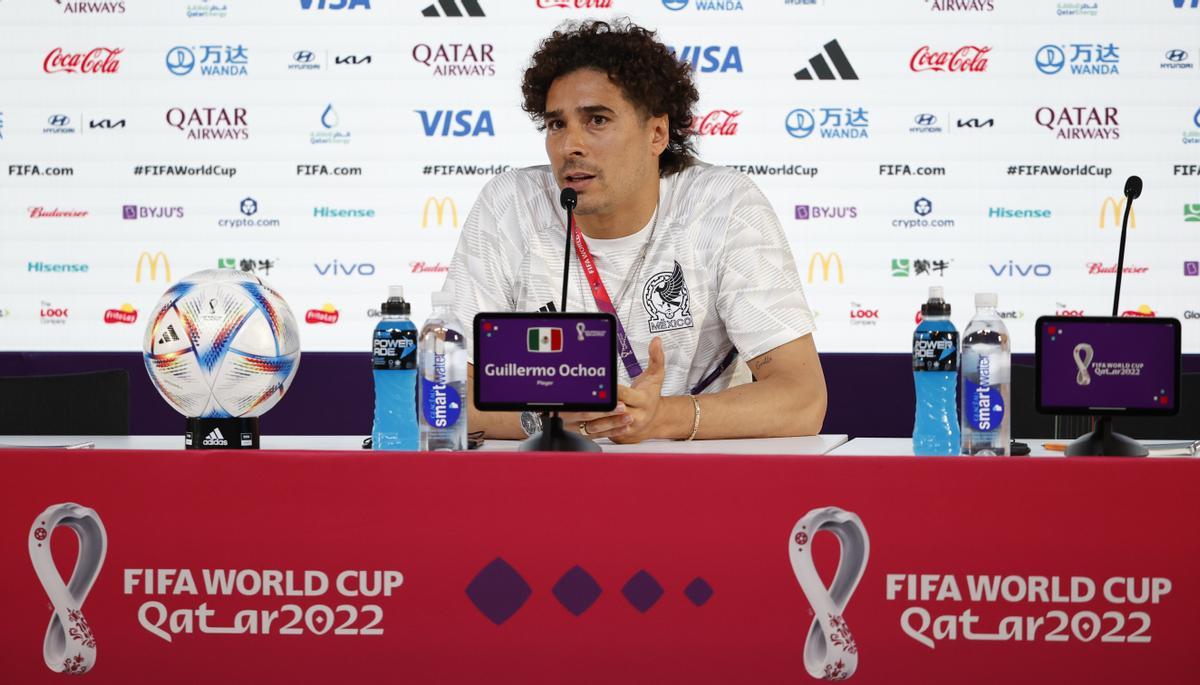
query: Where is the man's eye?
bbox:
[591,115,607,125]
[547,120,563,130]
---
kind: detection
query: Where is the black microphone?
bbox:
[559,188,577,313]
[1111,175,1141,316]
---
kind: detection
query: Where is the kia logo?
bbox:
[1034,44,1066,74]
[1166,49,1188,62]
[785,108,815,139]
[47,114,70,126]
[294,50,316,63]
[914,113,937,126]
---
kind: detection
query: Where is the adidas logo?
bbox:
[421,0,484,16]
[794,39,858,80]
[158,324,180,345]
[202,427,229,447]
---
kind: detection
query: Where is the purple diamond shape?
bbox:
[552,565,602,616]
[621,570,663,613]
[684,577,713,607]
[465,558,531,626]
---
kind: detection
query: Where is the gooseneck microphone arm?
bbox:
[1111,175,1141,317]
[559,188,578,313]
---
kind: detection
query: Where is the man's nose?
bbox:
[559,122,587,157]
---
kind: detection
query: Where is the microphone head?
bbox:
[1123,175,1142,200]
[559,187,578,211]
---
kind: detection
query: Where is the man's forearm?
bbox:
[652,375,826,440]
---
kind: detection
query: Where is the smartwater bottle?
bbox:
[912,286,960,456]
[372,286,418,451]
[419,291,468,451]
[961,292,1011,456]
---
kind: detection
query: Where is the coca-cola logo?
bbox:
[305,307,340,324]
[909,45,990,73]
[410,261,450,274]
[103,307,138,324]
[43,47,123,74]
[536,0,613,8]
[692,109,741,136]
[1086,262,1148,275]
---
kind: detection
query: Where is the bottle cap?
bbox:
[381,285,410,316]
[975,292,998,308]
[431,291,452,307]
[921,286,951,316]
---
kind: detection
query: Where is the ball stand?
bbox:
[185,417,261,450]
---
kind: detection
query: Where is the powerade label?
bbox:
[913,330,958,371]
[373,327,417,370]
[422,376,461,429]
[964,355,1005,431]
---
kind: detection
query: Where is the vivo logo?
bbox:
[314,260,376,276]
[989,261,1052,277]
[416,109,494,137]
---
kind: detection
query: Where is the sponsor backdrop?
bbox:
[1,0,1199,355]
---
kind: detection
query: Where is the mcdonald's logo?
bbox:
[807,252,844,284]
[421,196,458,228]
[135,251,171,282]
[1099,196,1135,229]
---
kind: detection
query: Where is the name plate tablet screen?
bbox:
[473,313,618,412]
[1036,316,1180,415]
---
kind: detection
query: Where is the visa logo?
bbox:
[416,110,495,137]
[299,0,371,9]
[668,45,743,73]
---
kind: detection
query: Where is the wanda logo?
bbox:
[693,109,741,136]
[535,0,612,7]
[910,45,990,73]
[43,47,123,74]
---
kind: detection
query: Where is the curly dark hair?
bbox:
[521,19,699,177]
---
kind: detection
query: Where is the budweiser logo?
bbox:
[305,307,339,324]
[693,109,741,136]
[410,261,450,274]
[43,47,123,74]
[909,45,990,73]
[1086,262,1148,275]
[28,207,89,219]
[103,306,137,324]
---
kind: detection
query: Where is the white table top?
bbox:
[830,437,1198,458]
[0,434,850,456]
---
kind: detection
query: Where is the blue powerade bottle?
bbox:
[912,286,960,456]
[372,286,418,451]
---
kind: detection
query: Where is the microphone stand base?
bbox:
[519,414,601,453]
[1064,417,1147,457]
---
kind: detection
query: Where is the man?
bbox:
[444,19,826,443]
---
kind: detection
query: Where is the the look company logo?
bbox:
[314,260,376,276]
[165,45,248,77]
[43,47,122,74]
[1035,106,1118,140]
[926,0,993,10]
[103,303,137,324]
[989,261,1052,277]
[40,301,70,325]
[300,0,370,9]
[1056,302,1086,316]
[668,45,743,73]
[1162,49,1195,70]
[891,258,950,277]
[421,0,485,16]
[662,0,745,11]
[417,110,493,136]
[135,251,171,283]
[692,109,740,136]
[849,302,879,326]
[794,39,857,80]
[312,104,351,145]
[43,114,77,135]
[412,43,495,77]
[1034,43,1119,76]
[786,107,869,139]
[166,107,249,141]
[55,0,127,12]
[422,196,458,227]
[124,205,184,220]
[795,204,857,220]
[305,304,340,324]
[643,261,693,333]
[910,45,990,73]
[1099,196,1136,228]
[807,252,844,284]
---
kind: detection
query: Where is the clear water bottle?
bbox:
[961,292,1011,456]
[419,291,468,451]
[372,286,418,451]
[912,286,960,456]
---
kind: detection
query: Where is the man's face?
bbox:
[543,69,666,217]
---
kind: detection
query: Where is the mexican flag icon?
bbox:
[527,327,563,352]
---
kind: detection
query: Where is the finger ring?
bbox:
[578,422,590,437]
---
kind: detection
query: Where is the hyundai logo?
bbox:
[165,46,196,76]
[785,108,815,139]
[1034,44,1066,74]
[1165,49,1189,62]
[47,114,70,126]
[293,50,316,63]
[914,113,937,126]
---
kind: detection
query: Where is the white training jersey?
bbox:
[443,162,816,396]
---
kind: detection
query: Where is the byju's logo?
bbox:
[416,110,494,136]
[910,113,943,133]
[165,45,248,77]
[44,114,77,135]
[421,0,484,16]
[1183,261,1199,276]
[311,104,351,144]
[412,43,495,76]
[300,0,371,9]
[668,45,743,73]
[795,204,857,220]
[1034,43,1119,76]
[786,107,868,139]
[1035,106,1119,140]
[1161,49,1194,70]
[123,205,184,220]
[794,39,857,80]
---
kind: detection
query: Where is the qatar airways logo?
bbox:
[55,1,127,13]
[692,109,741,136]
[43,48,123,74]
[910,45,990,73]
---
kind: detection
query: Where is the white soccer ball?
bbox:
[143,269,301,418]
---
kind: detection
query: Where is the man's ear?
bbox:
[649,113,669,156]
